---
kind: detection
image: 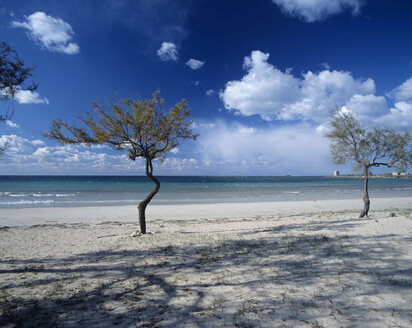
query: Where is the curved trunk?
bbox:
[359,166,370,218]
[137,158,160,234]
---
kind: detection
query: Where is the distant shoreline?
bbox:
[333,174,412,179]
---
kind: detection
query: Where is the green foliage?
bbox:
[325,111,411,172]
[46,91,199,162]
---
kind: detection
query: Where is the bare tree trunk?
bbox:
[359,166,370,218]
[137,158,160,234]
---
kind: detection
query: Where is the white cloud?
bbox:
[388,77,412,102]
[279,70,375,121]
[221,51,301,120]
[344,94,387,119]
[0,134,44,153]
[196,120,331,175]
[206,89,216,96]
[186,58,205,70]
[221,50,374,122]
[157,42,178,61]
[374,102,412,129]
[5,120,20,128]
[15,89,49,104]
[0,135,201,175]
[321,62,331,70]
[12,11,79,54]
[272,0,365,22]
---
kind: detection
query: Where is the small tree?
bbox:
[325,111,411,218]
[46,91,198,234]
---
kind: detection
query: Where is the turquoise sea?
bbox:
[0,176,411,208]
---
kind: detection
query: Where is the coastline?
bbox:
[1,196,412,227]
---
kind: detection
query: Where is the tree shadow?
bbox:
[1,219,411,327]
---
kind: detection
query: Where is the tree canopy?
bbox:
[326,111,411,172]
[1,41,37,120]
[46,91,198,233]
[325,110,411,217]
[47,91,197,160]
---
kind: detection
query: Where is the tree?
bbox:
[1,41,37,121]
[1,41,37,154]
[45,91,198,234]
[325,111,411,218]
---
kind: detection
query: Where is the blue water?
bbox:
[0,176,411,208]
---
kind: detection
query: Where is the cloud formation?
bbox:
[157,42,179,61]
[272,0,365,22]
[221,51,301,120]
[186,58,205,70]
[388,77,412,102]
[12,11,80,54]
[221,50,374,122]
[196,120,331,175]
[15,89,49,104]
[5,120,20,128]
[0,135,199,175]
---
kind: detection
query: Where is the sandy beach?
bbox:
[1,197,412,327]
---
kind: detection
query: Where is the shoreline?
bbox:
[1,197,411,227]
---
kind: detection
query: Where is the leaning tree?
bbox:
[46,91,198,234]
[325,111,411,218]
[1,41,37,154]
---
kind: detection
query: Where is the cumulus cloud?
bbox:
[388,77,412,102]
[186,58,205,70]
[206,89,216,96]
[0,134,44,153]
[272,0,365,22]
[157,42,178,61]
[279,70,375,121]
[221,50,374,122]
[15,89,49,104]
[221,51,301,120]
[374,102,412,129]
[12,11,80,54]
[343,94,387,119]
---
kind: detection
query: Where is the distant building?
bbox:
[334,170,340,176]
[392,172,400,176]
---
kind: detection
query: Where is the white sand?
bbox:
[1,198,412,327]
[1,197,411,226]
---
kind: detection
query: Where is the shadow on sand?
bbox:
[1,216,411,327]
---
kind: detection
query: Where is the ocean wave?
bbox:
[0,200,54,205]
[8,193,31,197]
[282,191,301,194]
[1,192,76,198]
[55,193,77,197]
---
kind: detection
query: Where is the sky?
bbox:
[1,0,412,176]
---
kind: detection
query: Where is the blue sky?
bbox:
[1,0,412,175]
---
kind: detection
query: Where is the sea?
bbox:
[0,175,411,209]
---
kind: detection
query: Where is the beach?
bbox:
[1,197,412,327]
